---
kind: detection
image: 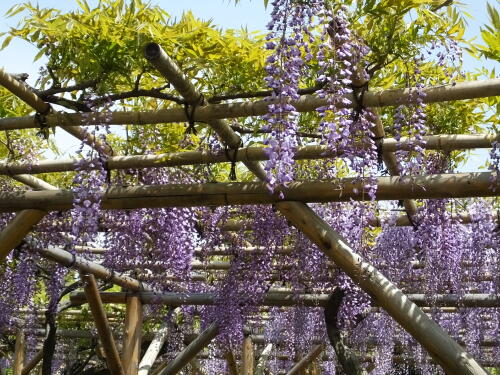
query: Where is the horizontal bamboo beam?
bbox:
[82,273,124,375]
[150,323,219,375]
[0,134,496,176]
[0,172,496,212]
[1,79,499,131]
[36,246,156,292]
[69,292,500,308]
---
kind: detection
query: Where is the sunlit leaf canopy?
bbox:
[0,0,498,374]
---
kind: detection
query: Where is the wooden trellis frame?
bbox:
[0,37,498,375]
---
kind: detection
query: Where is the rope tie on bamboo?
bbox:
[351,81,369,122]
[183,94,205,135]
[34,110,51,140]
[224,139,243,181]
[104,269,115,284]
[67,252,77,269]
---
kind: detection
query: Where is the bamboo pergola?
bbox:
[0,35,499,375]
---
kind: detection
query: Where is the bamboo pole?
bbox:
[144,43,489,375]
[286,345,323,375]
[241,336,254,375]
[21,349,43,375]
[278,201,489,375]
[150,323,219,375]
[1,78,499,131]
[70,292,500,308]
[0,134,496,176]
[122,295,143,375]
[0,210,47,261]
[224,349,239,375]
[13,329,25,375]
[0,175,57,262]
[0,172,496,212]
[81,273,124,375]
[138,323,170,375]
[255,344,273,375]
[36,246,156,292]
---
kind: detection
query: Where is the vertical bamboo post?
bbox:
[122,295,143,375]
[241,335,253,375]
[81,273,124,375]
[13,329,25,375]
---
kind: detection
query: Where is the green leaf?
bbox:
[1,35,13,50]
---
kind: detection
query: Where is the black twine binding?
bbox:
[183,94,205,135]
[351,81,369,122]
[225,140,243,181]
[67,252,77,268]
[35,112,50,140]
[104,269,115,283]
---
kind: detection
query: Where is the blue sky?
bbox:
[0,0,497,168]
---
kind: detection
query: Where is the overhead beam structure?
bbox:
[143,43,490,375]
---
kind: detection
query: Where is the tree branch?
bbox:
[324,288,367,375]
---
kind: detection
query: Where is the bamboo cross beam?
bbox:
[1,78,499,131]
[69,292,500,308]
[0,133,497,176]
[0,172,496,212]
[286,345,323,375]
[150,323,219,375]
[144,43,489,375]
[81,273,124,375]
